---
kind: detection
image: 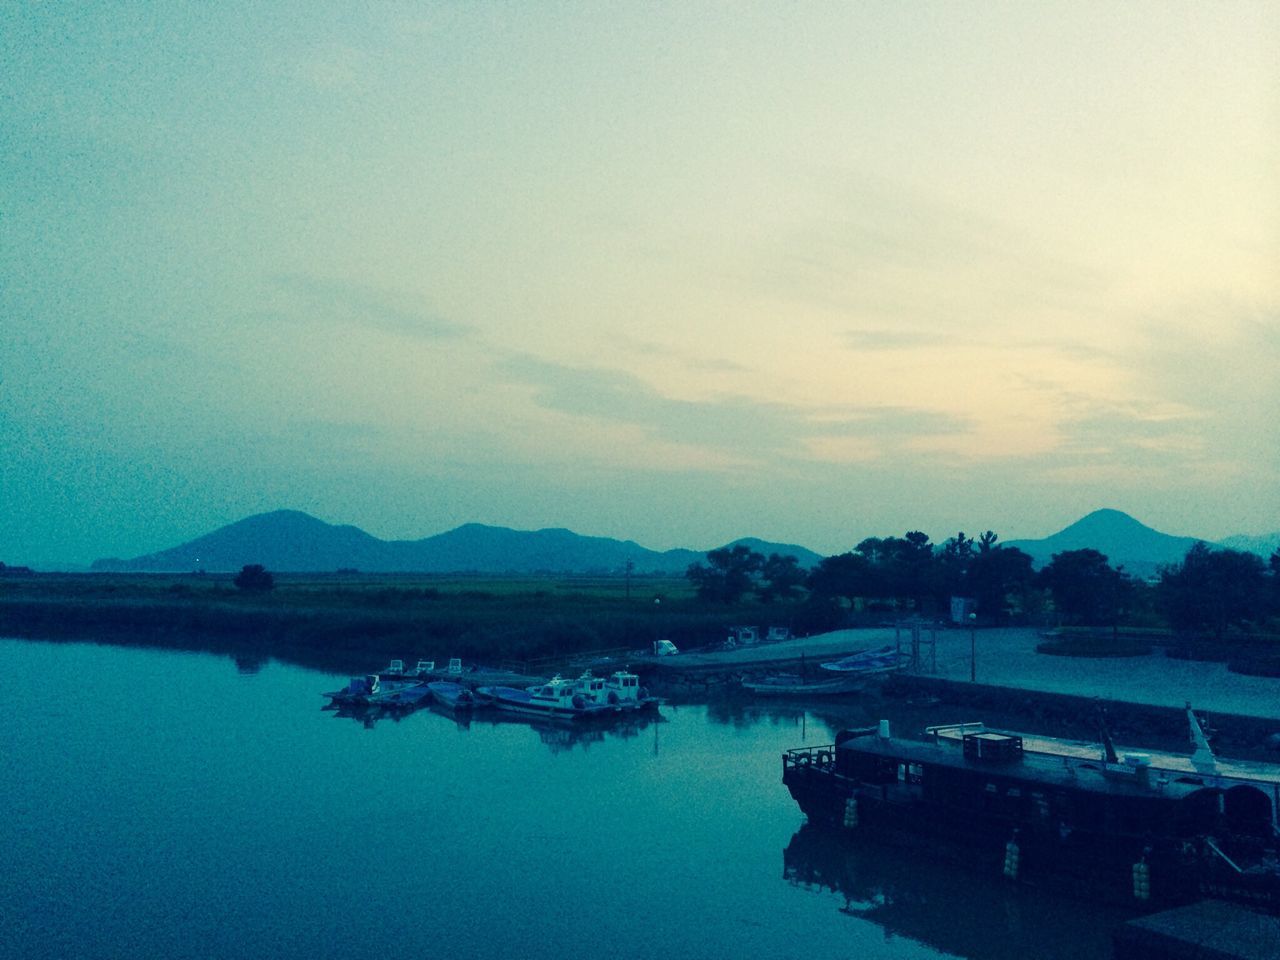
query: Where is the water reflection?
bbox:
[460,710,664,753]
[325,697,665,752]
[783,823,1133,960]
[326,702,421,729]
[233,654,268,675]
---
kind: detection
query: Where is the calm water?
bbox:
[0,638,1126,960]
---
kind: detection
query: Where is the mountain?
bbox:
[723,537,824,568]
[90,510,822,574]
[1004,508,1205,575]
[1218,532,1280,560]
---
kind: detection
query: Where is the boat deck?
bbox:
[929,723,1280,786]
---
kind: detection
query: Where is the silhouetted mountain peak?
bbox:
[1006,509,1203,575]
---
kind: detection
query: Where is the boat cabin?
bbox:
[605,671,642,701]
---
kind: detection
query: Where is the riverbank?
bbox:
[643,625,1280,759]
[651,625,1280,718]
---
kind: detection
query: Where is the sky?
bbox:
[3,2,1278,567]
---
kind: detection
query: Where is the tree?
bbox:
[851,532,935,610]
[933,533,974,604]
[1037,549,1127,626]
[806,551,874,604]
[685,545,764,604]
[234,564,275,592]
[756,553,807,603]
[1159,543,1268,640]
[966,546,1034,622]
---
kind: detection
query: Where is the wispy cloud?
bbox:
[495,351,966,464]
[270,274,471,340]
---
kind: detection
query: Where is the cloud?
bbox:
[270,274,471,340]
[614,334,751,372]
[495,350,967,464]
[745,176,1114,330]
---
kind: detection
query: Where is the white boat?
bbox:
[741,674,868,697]
[379,659,436,681]
[476,676,617,720]
[600,670,660,711]
[819,646,902,675]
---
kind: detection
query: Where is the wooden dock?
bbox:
[1113,900,1279,960]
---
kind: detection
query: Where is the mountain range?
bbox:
[90,511,824,574]
[89,507,1276,575]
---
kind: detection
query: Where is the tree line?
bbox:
[685,534,1280,638]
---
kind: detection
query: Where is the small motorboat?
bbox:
[322,674,383,707]
[819,646,902,675]
[368,682,433,711]
[427,681,478,711]
[741,674,867,697]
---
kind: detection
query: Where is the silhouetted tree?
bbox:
[685,545,764,604]
[851,532,935,610]
[807,551,874,604]
[966,546,1035,622]
[756,553,807,603]
[1159,543,1268,641]
[1037,549,1127,626]
[936,532,976,605]
[234,564,275,592]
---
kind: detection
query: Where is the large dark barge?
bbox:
[783,707,1280,910]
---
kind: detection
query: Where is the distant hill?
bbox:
[90,510,823,574]
[1004,508,1204,576]
[1218,532,1280,560]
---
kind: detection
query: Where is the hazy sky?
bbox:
[3,2,1278,566]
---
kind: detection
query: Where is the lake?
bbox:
[0,638,1128,959]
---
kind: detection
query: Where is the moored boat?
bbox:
[368,681,433,711]
[569,670,661,712]
[819,645,902,675]
[742,674,868,697]
[322,674,384,707]
[601,670,660,711]
[427,681,479,711]
[782,707,1280,911]
[476,676,617,720]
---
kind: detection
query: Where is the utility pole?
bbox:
[969,613,977,682]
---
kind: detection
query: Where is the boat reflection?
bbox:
[449,708,664,754]
[327,702,422,729]
[782,822,1136,960]
[326,696,664,751]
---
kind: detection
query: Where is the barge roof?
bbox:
[928,722,1280,786]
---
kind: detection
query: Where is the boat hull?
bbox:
[783,748,1280,912]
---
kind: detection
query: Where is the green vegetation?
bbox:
[686,533,1280,657]
[0,571,761,672]
[3,538,1276,672]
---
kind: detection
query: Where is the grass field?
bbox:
[0,571,803,673]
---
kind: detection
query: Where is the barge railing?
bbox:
[783,744,838,774]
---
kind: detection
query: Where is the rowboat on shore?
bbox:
[741,674,870,697]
